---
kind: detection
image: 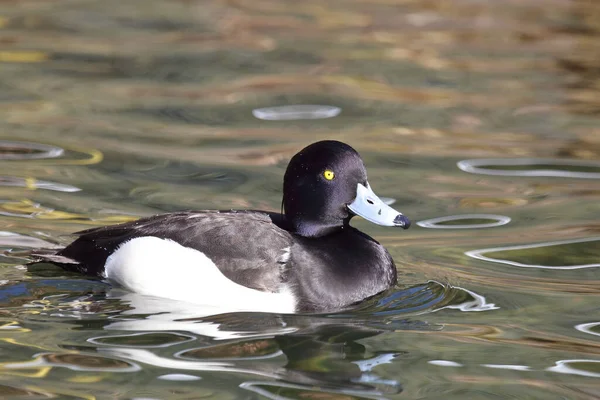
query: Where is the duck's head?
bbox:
[283,140,410,237]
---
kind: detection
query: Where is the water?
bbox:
[1,0,600,398]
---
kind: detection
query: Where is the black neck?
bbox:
[281,213,353,238]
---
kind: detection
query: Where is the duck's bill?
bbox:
[348,183,411,229]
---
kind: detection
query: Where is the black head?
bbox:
[283,141,410,237]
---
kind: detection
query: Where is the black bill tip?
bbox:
[393,214,411,229]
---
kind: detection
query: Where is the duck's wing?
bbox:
[47,211,293,292]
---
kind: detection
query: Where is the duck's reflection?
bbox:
[97,317,403,397]
[82,283,494,397]
[1,277,497,399]
[98,280,495,337]
[93,290,408,395]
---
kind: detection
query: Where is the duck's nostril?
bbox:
[366,199,374,205]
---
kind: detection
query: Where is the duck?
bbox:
[34,140,410,314]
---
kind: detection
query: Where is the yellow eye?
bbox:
[323,170,335,180]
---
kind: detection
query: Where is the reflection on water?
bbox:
[1,0,600,398]
[0,231,58,249]
[0,200,55,219]
[417,214,511,229]
[239,380,388,400]
[430,285,498,313]
[252,105,342,120]
[481,364,531,371]
[0,140,64,160]
[75,282,489,337]
[457,158,600,179]
[0,199,127,224]
[575,322,600,337]
[88,332,197,348]
[466,237,600,270]
[547,360,600,378]
[0,140,103,167]
[430,359,600,377]
[428,360,463,367]
[157,373,201,381]
[0,277,494,398]
[0,176,80,192]
[5,352,141,373]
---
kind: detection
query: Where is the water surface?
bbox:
[1,0,600,398]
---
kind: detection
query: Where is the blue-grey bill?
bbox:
[348,183,410,229]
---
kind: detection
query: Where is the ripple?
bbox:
[354,353,397,372]
[380,197,396,206]
[351,282,498,317]
[547,359,600,378]
[466,237,600,270]
[0,176,80,192]
[99,347,273,377]
[575,322,600,337]
[352,353,402,388]
[0,321,28,332]
[105,323,403,395]
[252,105,341,120]
[0,141,64,160]
[157,374,201,381]
[46,146,103,166]
[0,231,58,249]
[177,339,282,361]
[239,380,386,400]
[4,352,140,372]
[0,200,53,218]
[0,199,101,221]
[0,280,110,313]
[0,141,102,166]
[88,332,196,348]
[131,106,248,125]
[481,364,531,371]
[0,384,47,398]
[125,162,248,188]
[417,214,511,229]
[457,158,600,179]
[428,360,463,367]
[430,285,499,312]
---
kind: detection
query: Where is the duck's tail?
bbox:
[30,249,79,265]
[5,248,79,266]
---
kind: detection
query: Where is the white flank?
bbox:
[104,237,296,314]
